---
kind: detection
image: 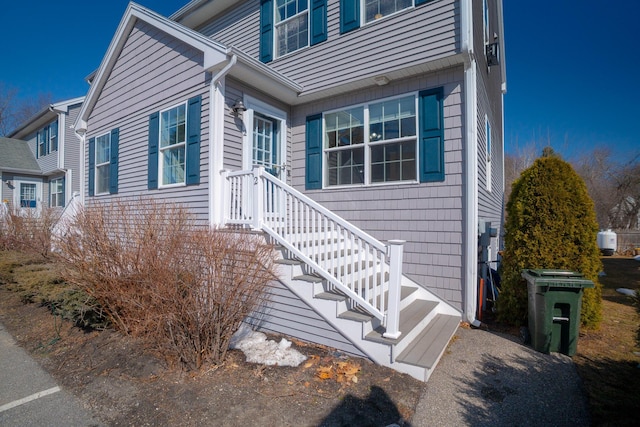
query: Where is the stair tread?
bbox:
[365,299,439,344]
[293,274,324,283]
[275,259,302,265]
[338,310,373,322]
[315,291,345,301]
[396,314,460,369]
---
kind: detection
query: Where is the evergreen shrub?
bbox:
[498,155,602,328]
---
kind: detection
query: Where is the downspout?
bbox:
[461,0,480,327]
[74,128,86,206]
[208,54,237,228]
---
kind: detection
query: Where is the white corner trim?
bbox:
[463,60,479,324]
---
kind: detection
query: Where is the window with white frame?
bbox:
[159,103,187,186]
[49,121,58,152]
[37,128,47,157]
[364,0,412,23]
[95,133,111,194]
[50,178,64,207]
[324,95,417,186]
[275,0,309,57]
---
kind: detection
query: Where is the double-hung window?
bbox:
[50,177,64,207]
[148,96,201,190]
[324,95,417,186]
[159,103,187,186]
[260,0,326,62]
[364,0,412,23]
[37,128,47,157]
[49,121,58,152]
[88,128,119,196]
[95,133,111,195]
[275,0,309,57]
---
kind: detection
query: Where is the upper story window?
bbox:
[159,103,187,186]
[36,120,58,157]
[324,94,417,186]
[49,121,58,152]
[275,0,309,57]
[364,0,412,23]
[95,132,111,195]
[260,0,326,63]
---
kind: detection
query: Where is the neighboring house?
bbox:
[2,97,85,211]
[73,0,506,380]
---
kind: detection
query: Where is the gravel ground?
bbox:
[412,326,590,426]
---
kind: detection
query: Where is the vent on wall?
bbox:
[486,42,500,66]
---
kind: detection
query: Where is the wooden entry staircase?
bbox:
[223,167,461,381]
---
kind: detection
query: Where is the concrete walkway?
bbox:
[0,322,102,427]
[412,326,590,426]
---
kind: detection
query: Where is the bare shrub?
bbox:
[57,199,277,369]
[0,207,59,257]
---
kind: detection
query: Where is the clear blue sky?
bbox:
[1,1,638,161]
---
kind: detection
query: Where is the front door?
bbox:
[252,113,282,178]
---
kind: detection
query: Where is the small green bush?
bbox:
[6,259,108,329]
[498,155,602,328]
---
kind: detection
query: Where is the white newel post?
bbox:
[253,167,264,230]
[384,240,405,339]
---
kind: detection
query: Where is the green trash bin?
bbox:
[522,269,594,356]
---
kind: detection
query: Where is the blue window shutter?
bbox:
[61,177,66,207]
[109,128,119,194]
[260,0,274,63]
[340,0,360,34]
[44,126,49,155]
[88,137,95,196]
[310,0,327,45]
[148,112,159,190]
[419,87,445,182]
[186,95,202,186]
[305,114,323,190]
[415,0,434,5]
[36,131,39,159]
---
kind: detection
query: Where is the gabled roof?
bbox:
[0,137,41,174]
[8,96,85,139]
[75,2,302,133]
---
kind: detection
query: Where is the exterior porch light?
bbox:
[232,99,247,116]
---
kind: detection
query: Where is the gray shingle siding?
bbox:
[65,104,83,195]
[247,279,366,357]
[198,0,459,93]
[85,20,210,222]
[290,68,466,309]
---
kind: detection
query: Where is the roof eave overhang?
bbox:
[171,0,241,29]
[0,167,43,176]
[225,47,303,104]
[295,53,467,105]
[74,2,228,133]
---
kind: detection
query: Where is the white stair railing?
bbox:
[223,167,403,338]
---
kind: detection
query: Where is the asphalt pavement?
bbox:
[412,326,590,426]
[0,322,102,427]
[1,317,590,427]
